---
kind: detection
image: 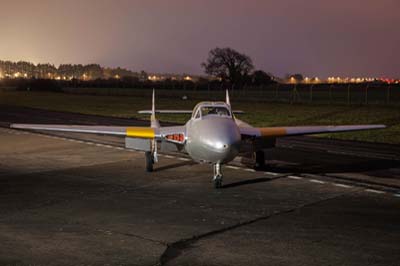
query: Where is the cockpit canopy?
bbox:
[192,102,232,119]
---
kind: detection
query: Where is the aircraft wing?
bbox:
[10,124,186,142]
[138,110,193,114]
[239,124,386,138]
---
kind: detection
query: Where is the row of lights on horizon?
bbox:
[147,75,193,81]
[0,71,121,81]
[288,76,398,84]
[0,71,398,84]
[0,71,193,82]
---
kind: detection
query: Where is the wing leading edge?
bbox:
[240,124,386,138]
[10,124,188,141]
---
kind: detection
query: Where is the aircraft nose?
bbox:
[200,119,241,162]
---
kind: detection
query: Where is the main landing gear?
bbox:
[254,150,265,169]
[145,140,158,172]
[145,151,154,172]
[213,163,223,189]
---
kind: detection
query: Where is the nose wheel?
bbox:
[213,163,223,189]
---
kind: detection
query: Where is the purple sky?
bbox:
[0,0,399,78]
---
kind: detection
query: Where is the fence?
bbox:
[224,83,400,105]
[60,83,400,105]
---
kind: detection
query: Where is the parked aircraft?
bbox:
[11,90,385,188]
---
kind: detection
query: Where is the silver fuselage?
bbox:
[185,115,241,164]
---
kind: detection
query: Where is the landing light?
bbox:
[215,142,226,150]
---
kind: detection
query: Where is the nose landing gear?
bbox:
[213,163,223,189]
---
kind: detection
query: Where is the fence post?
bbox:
[347,84,351,105]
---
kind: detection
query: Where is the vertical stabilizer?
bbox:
[150,89,159,162]
[150,89,160,128]
[151,89,155,121]
[226,89,231,106]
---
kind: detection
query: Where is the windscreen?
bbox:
[201,106,231,117]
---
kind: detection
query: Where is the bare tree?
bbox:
[202,47,254,85]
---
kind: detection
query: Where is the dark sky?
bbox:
[1,0,399,78]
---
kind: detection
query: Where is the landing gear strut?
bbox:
[145,140,158,172]
[213,163,223,189]
[254,150,265,169]
[145,151,154,172]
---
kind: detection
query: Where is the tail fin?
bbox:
[150,89,160,128]
[226,89,231,106]
[225,89,245,115]
[151,89,156,121]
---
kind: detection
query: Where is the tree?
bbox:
[251,70,274,85]
[202,47,254,85]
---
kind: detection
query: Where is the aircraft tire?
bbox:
[214,178,222,189]
[255,150,265,169]
[145,151,153,172]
